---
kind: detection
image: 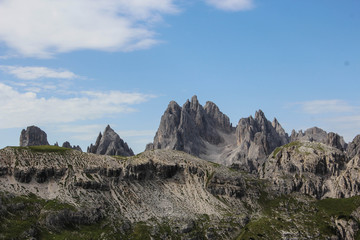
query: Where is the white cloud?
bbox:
[0,65,78,80]
[0,0,178,58]
[205,0,254,11]
[0,83,156,128]
[298,100,354,114]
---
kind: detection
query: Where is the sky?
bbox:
[0,0,359,153]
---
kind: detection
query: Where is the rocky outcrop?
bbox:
[62,141,82,152]
[20,126,49,147]
[347,135,360,159]
[45,208,103,230]
[152,96,234,157]
[335,218,359,240]
[233,110,289,171]
[260,141,360,199]
[290,127,346,151]
[87,125,134,156]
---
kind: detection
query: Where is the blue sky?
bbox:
[0,0,359,153]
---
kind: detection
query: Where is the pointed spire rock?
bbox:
[87,125,134,156]
[151,96,233,156]
[234,110,290,171]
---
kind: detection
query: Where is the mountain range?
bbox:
[1,96,360,239]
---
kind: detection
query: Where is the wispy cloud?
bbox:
[0,0,178,58]
[204,0,255,11]
[0,65,79,80]
[297,99,354,114]
[0,83,156,128]
[0,0,256,58]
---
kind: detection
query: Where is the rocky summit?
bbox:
[149,96,290,172]
[19,125,49,147]
[87,125,134,156]
[2,97,360,239]
[291,127,347,151]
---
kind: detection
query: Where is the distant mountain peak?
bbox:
[88,125,134,156]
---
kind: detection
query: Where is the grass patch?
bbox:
[128,222,152,240]
[237,217,282,240]
[316,196,360,219]
[10,145,70,153]
[209,161,220,168]
[44,199,77,211]
[272,141,302,158]
[238,194,360,239]
[206,171,215,187]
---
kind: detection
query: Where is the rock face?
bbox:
[233,110,289,171]
[152,96,233,157]
[260,140,360,200]
[62,141,82,152]
[290,127,346,150]
[260,141,347,199]
[19,126,49,147]
[87,125,134,156]
[347,135,360,159]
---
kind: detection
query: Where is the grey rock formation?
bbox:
[152,96,233,157]
[233,110,289,171]
[150,96,290,171]
[261,141,347,199]
[290,127,328,143]
[87,125,134,156]
[347,135,360,159]
[260,139,360,200]
[290,127,346,150]
[19,126,49,147]
[62,141,82,152]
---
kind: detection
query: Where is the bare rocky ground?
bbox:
[1,145,360,239]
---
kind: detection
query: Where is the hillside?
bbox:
[1,146,360,239]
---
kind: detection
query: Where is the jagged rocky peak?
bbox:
[347,135,360,159]
[291,127,327,143]
[204,101,232,133]
[20,125,49,147]
[87,125,134,156]
[291,127,346,151]
[235,110,289,163]
[272,118,288,140]
[62,141,82,152]
[151,95,234,157]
